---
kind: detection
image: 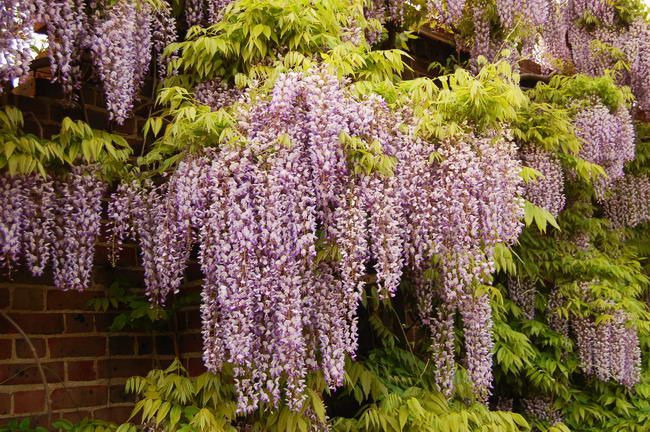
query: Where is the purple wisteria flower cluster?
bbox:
[545,1,650,110]
[0,0,39,83]
[107,69,407,411]
[601,175,650,228]
[520,146,566,217]
[569,0,615,26]
[363,0,405,41]
[547,288,569,338]
[193,79,243,111]
[507,276,536,320]
[429,0,554,65]
[2,1,179,122]
[428,0,467,24]
[89,0,180,123]
[573,102,635,197]
[522,396,564,426]
[90,1,152,124]
[152,3,179,80]
[106,68,525,409]
[0,166,105,291]
[185,0,232,28]
[1,0,89,96]
[573,307,641,388]
[408,131,524,400]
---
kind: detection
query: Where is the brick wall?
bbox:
[0,268,206,426]
[0,77,207,426]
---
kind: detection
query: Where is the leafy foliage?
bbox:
[116,360,329,432]
[87,280,200,332]
[0,106,131,179]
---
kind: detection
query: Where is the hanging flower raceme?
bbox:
[21,176,55,276]
[573,102,635,197]
[545,1,650,110]
[568,0,615,26]
[0,167,104,291]
[573,308,641,388]
[429,133,524,303]
[0,0,40,84]
[522,396,564,426]
[507,276,536,320]
[51,166,105,291]
[547,288,569,338]
[601,175,650,228]
[520,146,566,217]
[193,79,243,111]
[185,0,232,27]
[0,174,28,271]
[90,0,152,124]
[428,0,467,24]
[411,131,524,399]
[461,294,494,402]
[524,0,551,27]
[36,0,88,98]
[108,157,210,304]
[152,3,179,79]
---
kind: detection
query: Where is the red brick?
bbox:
[186,309,202,330]
[136,336,153,355]
[49,336,106,358]
[15,338,46,359]
[109,336,135,356]
[86,108,109,130]
[637,110,649,122]
[50,102,83,123]
[22,118,42,137]
[94,244,138,266]
[155,335,175,356]
[0,362,64,385]
[67,360,96,381]
[15,95,50,118]
[11,287,45,310]
[81,87,96,105]
[0,313,63,334]
[109,385,134,404]
[0,287,9,308]
[174,311,188,331]
[23,414,52,428]
[0,339,12,359]
[98,358,151,379]
[94,244,122,265]
[65,313,95,333]
[51,386,107,410]
[94,313,120,332]
[59,410,93,423]
[5,268,53,285]
[187,357,206,377]
[184,262,203,284]
[155,358,177,370]
[47,290,97,310]
[42,123,61,140]
[35,78,64,99]
[114,117,135,135]
[136,117,147,133]
[12,414,51,428]
[180,333,202,353]
[0,393,10,416]
[13,390,45,414]
[96,266,144,287]
[93,406,133,423]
